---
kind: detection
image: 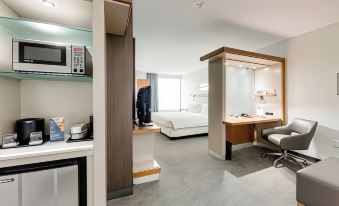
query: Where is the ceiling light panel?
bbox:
[41,0,57,8]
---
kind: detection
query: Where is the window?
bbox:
[158,76,181,111]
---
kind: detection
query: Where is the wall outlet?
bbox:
[333,139,339,148]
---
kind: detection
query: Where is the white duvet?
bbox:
[152,112,208,129]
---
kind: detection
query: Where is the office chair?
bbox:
[261,118,318,168]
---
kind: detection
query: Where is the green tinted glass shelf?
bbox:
[0,72,92,82]
[0,16,92,48]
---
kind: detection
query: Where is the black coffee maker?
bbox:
[16,118,45,145]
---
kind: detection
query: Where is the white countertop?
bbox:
[0,140,93,161]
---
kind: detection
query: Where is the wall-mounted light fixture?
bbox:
[199,83,208,91]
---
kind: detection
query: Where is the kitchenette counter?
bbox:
[0,140,94,206]
[0,140,93,161]
[0,140,93,169]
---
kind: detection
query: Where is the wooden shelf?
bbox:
[133,160,161,178]
[254,93,277,97]
[0,16,92,48]
[133,124,161,135]
[0,72,92,82]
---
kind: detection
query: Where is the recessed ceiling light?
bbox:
[41,0,57,8]
[253,67,257,69]
[239,65,243,68]
[193,0,205,8]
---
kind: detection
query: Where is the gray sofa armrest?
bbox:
[262,125,290,140]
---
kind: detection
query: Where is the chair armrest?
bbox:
[262,125,290,139]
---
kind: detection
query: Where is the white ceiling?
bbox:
[2,0,339,75]
[2,0,92,29]
[134,0,339,75]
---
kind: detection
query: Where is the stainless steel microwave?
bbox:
[12,39,92,76]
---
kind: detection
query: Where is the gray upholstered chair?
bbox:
[262,118,318,168]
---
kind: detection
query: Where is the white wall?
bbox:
[20,80,93,135]
[181,68,208,109]
[257,22,339,159]
[0,77,20,144]
[135,71,147,80]
[0,0,20,142]
[92,0,106,204]
[254,64,282,117]
[226,66,255,116]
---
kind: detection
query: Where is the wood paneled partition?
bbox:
[106,10,134,200]
[208,58,226,159]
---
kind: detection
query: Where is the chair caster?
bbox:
[262,154,267,158]
[303,160,308,165]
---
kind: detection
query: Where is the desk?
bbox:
[223,116,281,160]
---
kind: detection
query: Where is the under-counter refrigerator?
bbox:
[0,164,78,206]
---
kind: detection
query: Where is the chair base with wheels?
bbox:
[262,149,308,168]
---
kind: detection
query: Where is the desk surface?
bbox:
[223,116,281,126]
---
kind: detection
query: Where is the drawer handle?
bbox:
[0,178,14,184]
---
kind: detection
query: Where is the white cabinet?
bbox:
[22,169,55,206]
[0,165,78,206]
[56,165,79,206]
[0,175,19,206]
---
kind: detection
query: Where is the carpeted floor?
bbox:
[108,134,301,206]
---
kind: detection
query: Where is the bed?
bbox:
[152,103,208,139]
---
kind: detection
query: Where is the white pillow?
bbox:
[201,103,208,115]
[187,103,202,113]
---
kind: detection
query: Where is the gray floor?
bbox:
[108,134,300,206]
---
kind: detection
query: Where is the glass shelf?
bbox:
[0,16,93,83]
[0,72,92,82]
[0,16,92,48]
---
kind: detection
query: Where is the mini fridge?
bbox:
[0,163,79,206]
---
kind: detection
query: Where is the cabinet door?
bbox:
[0,175,19,206]
[57,165,78,206]
[22,169,55,206]
[21,166,79,206]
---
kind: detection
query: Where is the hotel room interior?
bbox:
[0,0,338,205]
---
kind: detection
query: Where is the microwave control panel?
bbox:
[72,45,85,74]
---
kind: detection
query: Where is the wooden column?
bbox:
[208,57,226,159]
[106,9,134,200]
